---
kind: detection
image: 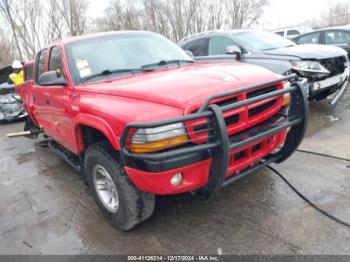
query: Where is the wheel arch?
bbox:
[73,114,121,153]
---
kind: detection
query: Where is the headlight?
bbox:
[130,123,188,153]
[291,60,329,75]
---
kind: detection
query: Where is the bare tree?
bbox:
[165,0,204,41]
[57,0,89,36]
[95,0,146,32]
[96,0,269,42]
[0,29,13,67]
[225,0,269,29]
[323,2,350,27]
[143,0,171,38]
[15,0,44,59]
[205,1,224,31]
[45,0,65,44]
[0,0,23,61]
[0,0,271,61]
[0,0,89,60]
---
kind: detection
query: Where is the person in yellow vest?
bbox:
[9,60,24,86]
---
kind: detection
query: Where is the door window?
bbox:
[49,46,63,72]
[35,49,47,82]
[183,37,209,56]
[325,30,350,44]
[209,36,237,55]
[296,32,320,44]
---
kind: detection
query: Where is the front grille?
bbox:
[252,143,261,153]
[248,100,277,117]
[225,114,239,126]
[234,151,245,161]
[319,56,346,77]
[190,85,281,140]
[247,85,277,98]
[216,97,238,107]
[193,113,240,133]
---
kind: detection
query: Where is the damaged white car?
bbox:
[0,66,27,122]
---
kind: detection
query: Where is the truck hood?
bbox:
[78,63,279,110]
[263,44,347,60]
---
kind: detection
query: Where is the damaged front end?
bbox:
[0,83,27,122]
[292,56,349,107]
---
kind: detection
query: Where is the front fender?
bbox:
[73,114,121,153]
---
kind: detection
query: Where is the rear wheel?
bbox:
[84,142,155,231]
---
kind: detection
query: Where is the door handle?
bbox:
[32,96,36,102]
[45,97,50,105]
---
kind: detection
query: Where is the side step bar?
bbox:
[48,141,83,174]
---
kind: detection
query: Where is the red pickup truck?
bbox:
[16,31,308,231]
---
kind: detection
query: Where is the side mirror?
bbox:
[38,70,67,86]
[225,45,242,61]
[185,50,194,58]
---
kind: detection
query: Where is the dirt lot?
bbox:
[0,92,349,255]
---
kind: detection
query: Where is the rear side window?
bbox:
[49,46,63,72]
[209,36,237,55]
[287,30,300,36]
[325,30,350,44]
[183,37,209,57]
[36,49,47,82]
[297,32,320,44]
[275,31,284,36]
[24,64,34,81]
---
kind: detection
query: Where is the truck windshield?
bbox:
[234,31,295,51]
[66,32,193,83]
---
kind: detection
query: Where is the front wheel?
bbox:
[84,142,155,231]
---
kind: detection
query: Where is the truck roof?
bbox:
[60,31,155,45]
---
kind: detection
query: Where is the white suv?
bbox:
[274,27,312,39]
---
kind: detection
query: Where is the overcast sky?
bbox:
[87,0,346,30]
[260,0,340,29]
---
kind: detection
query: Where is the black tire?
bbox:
[84,142,155,231]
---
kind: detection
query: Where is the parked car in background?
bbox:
[0,65,27,122]
[273,27,312,39]
[17,31,307,230]
[292,26,350,58]
[179,30,349,106]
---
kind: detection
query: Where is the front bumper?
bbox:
[310,68,349,105]
[0,107,28,122]
[312,68,349,92]
[120,74,308,197]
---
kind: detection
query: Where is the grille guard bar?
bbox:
[120,74,308,198]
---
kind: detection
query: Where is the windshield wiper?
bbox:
[81,68,145,83]
[141,59,194,70]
